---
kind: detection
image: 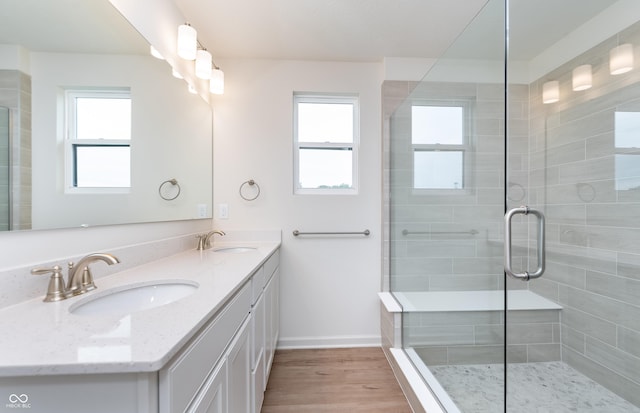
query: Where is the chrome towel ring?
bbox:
[239,179,260,201]
[159,178,181,201]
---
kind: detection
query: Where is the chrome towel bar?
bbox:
[402,229,478,235]
[293,229,370,237]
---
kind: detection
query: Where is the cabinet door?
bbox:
[251,292,266,413]
[264,269,280,377]
[188,359,227,413]
[228,317,251,413]
[251,291,265,371]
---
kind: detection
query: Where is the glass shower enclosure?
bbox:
[0,107,9,231]
[385,0,640,411]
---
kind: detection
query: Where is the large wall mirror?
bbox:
[0,0,213,231]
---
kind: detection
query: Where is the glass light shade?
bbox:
[177,24,197,60]
[572,64,592,91]
[542,80,559,104]
[610,43,634,75]
[195,50,213,79]
[149,45,164,60]
[210,69,225,95]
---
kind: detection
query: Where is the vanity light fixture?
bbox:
[610,43,634,75]
[176,22,224,95]
[542,80,559,104]
[572,64,592,91]
[177,23,197,60]
[210,67,225,95]
[195,49,213,79]
[150,45,164,60]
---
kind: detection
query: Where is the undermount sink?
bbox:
[212,246,257,253]
[69,280,199,316]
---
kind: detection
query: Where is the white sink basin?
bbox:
[212,246,257,253]
[70,280,199,316]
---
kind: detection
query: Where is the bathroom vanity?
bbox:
[0,242,280,413]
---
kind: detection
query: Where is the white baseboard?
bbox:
[277,335,381,349]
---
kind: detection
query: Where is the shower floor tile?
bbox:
[430,362,640,413]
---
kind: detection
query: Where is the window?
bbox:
[411,103,469,190]
[65,89,131,191]
[293,94,359,194]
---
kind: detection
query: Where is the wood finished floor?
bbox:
[261,347,413,413]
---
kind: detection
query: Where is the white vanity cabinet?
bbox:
[159,281,252,413]
[249,249,280,413]
[0,246,280,413]
[264,253,280,382]
[160,248,280,413]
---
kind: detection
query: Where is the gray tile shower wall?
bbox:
[384,80,512,293]
[0,70,31,231]
[382,19,640,406]
[528,21,640,406]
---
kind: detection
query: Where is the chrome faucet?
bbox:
[67,253,120,297]
[31,253,120,302]
[196,230,226,250]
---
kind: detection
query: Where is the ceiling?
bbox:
[0,0,619,63]
[174,0,618,62]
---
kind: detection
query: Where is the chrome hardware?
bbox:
[293,229,370,236]
[504,206,546,281]
[31,265,67,302]
[402,229,478,236]
[159,178,181,201]
[239,179,260,201]
[197,230,226,250]
[67,253,120,297]
[195,234,207,250]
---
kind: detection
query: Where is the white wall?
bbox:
[29,52,212,229]
[0,45,30,73]
[211,59,383,348]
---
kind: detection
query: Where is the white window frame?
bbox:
[614,110,640,191]
[64,88,131,194]
[293,93,359,195]
[411,100,472,194]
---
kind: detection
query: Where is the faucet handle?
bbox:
[195,234,207,250]
[31,265,67,302]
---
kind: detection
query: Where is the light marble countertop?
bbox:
[0,240,280,377]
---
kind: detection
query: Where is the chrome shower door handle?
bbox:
[504,206,546,281]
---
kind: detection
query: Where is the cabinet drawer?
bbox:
[263,249,279,282]
[160,282,251,413]
[251,266,264,305]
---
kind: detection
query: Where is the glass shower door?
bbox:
[387,0,508,411]
[0,107,9,231]
[505,0,640,411]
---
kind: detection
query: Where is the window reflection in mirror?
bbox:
[66,89,132,190]
[615,111,640,191]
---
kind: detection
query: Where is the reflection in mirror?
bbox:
[0,0,213,231]
[541,17,640,203]
[615,111,640,191]
[0,106,8,230]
